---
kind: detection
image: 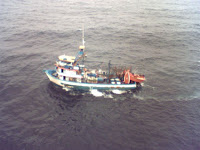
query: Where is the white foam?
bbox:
[103,94,113,99]
[141,83,144,87]
[62,87,70,91]
[112,90,127,94]
[90,89,104,97]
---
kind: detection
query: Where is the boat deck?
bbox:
[52,70,131,85]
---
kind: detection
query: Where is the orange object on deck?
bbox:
[124,71,130,84]
[124,70,145,84]
[130,73,145,83]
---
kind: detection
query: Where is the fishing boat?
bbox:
[44,27,145,92]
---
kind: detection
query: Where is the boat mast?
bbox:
[108,60,111,81]
[82,24,85,65]
[74,25,86,66]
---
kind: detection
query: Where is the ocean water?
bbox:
[0,0,200,149]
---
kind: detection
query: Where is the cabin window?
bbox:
[63,76,66,80]
[61,69,63,73]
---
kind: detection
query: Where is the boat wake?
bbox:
[133,94,144,100]
[143,84,155,90]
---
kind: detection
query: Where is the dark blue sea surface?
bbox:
[0,0,200,149]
